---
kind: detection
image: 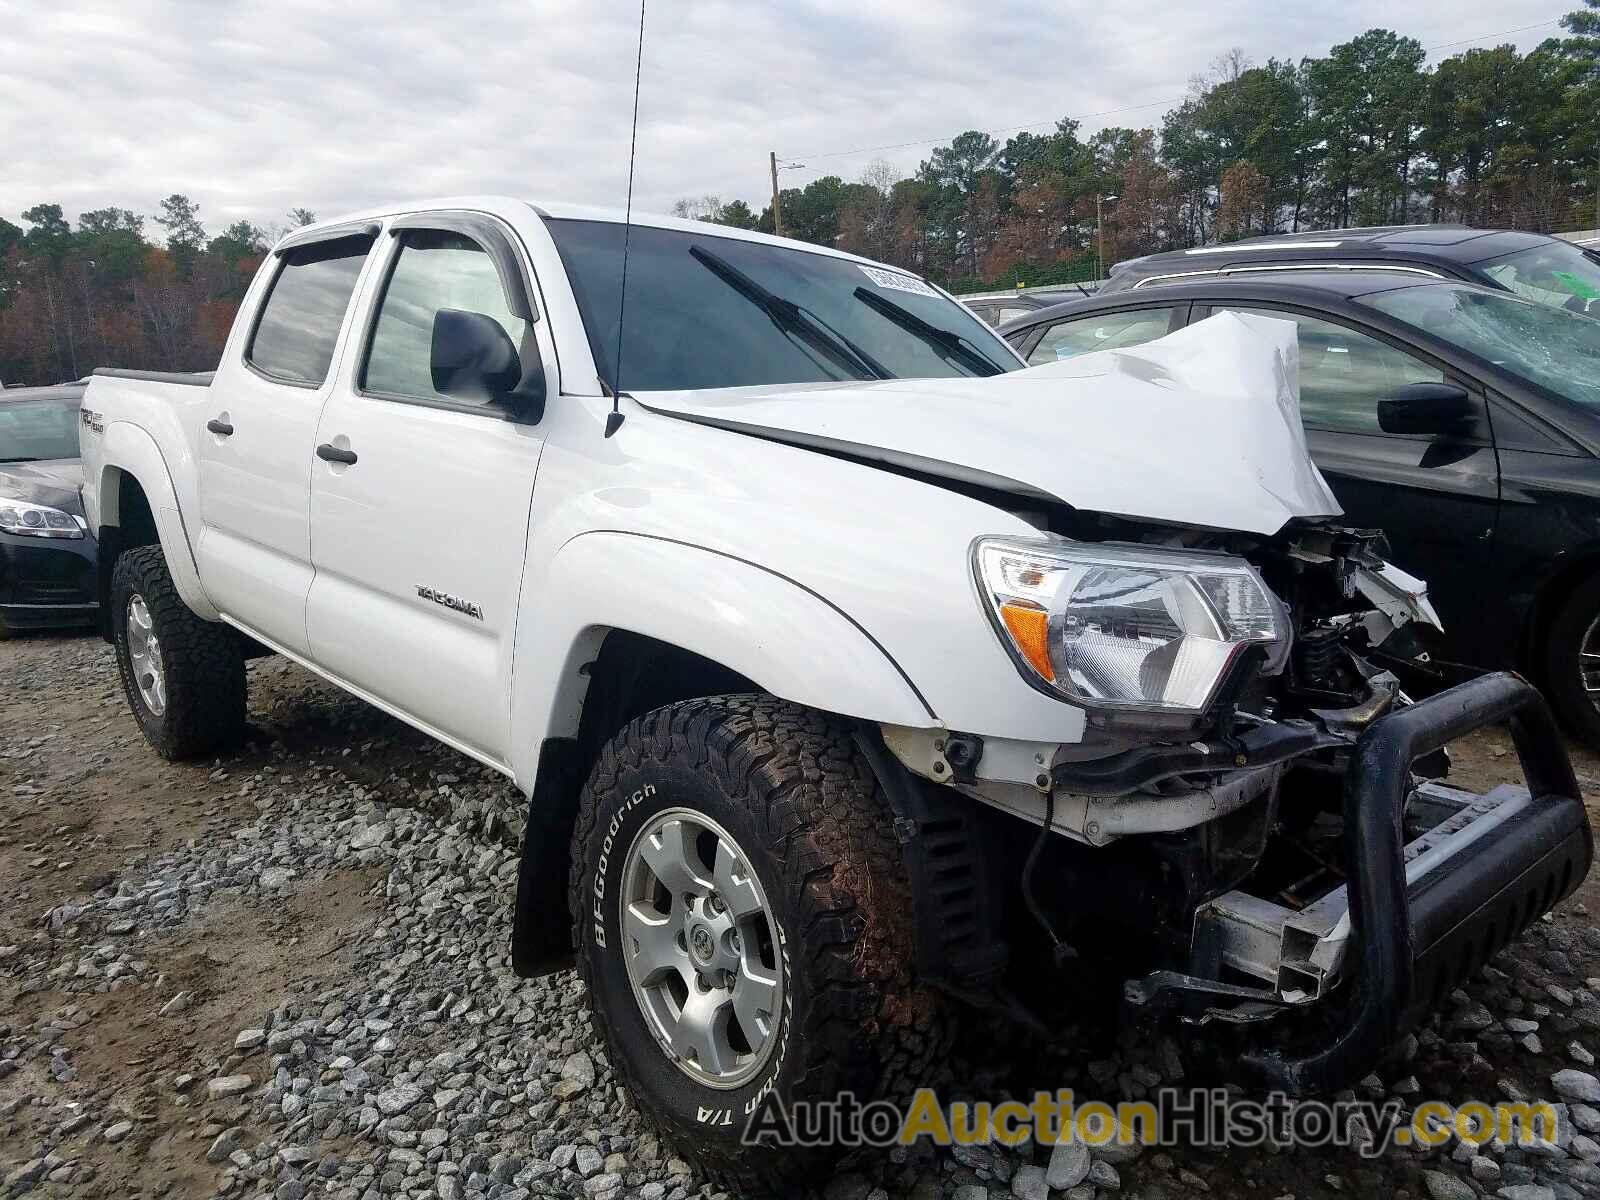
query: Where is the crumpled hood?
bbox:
[636,311,1342,536]
[0,458,85,515]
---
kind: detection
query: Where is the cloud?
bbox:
[0,0,1564,235]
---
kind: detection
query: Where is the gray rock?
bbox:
[1553,1070,1600,1103]
[102,1120,134,1143]
[1421,1170,1475,1200]
[206,1128,244,1163]
[1454,1003,1495,1033]
[1471,1156,1502,1185]
[374,1084,423,1116]
[1046,1140,1090,1190]
[159,991,192,1016]
[1497,1186,1556,1200]
[575,1145,604,1178]
[560,1052,595,1088]
[206,1074,253,1100]
[234,1028,265,1050]
[259,866,297,889]
[350,823,391,850]
[1087,1160,1121,1190]
[1091,1139,1143,1165]
[1009,1165,1048,1200]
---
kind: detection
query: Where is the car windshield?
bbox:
[0,395,82,462]
[1472,240,1600,316]
[545,219,1017,392]
[1360,285,1600,409]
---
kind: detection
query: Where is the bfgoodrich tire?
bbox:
[111,545,245,760]
[569,695,944,1194]
[1540,573,1600,749]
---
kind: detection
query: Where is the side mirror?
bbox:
[1376,382,1474,436]
[431,309,546,421]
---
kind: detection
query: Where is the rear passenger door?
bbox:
[196,226,378,656]
[1012,306,1185,364]
[305,213,554,767]
[1203,304,1500,647]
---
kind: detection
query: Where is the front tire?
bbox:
[111,545,246,760]
[1540,573,1600,748]
[569,696,942,1194]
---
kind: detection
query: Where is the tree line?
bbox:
[3,6,1597,387]
[680,6,1600,292]
[0,197,315,387]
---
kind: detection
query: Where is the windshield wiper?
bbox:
[852,286,1008,376]
[689,245,890,381]
[0,457,42,463]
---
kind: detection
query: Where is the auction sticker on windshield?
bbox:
[859,265,940,297]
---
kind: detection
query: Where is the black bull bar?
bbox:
[1238,672,1593,1095]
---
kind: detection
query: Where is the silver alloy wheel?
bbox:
[1583,613,1600,711]
[126,593,167,717]
[619,807,784,1089]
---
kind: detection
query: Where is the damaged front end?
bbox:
[885,521,1593,1095]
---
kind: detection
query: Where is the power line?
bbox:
[793,16,1566,164]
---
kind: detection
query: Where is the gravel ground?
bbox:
[6,631,1600,1200]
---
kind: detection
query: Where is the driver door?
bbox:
[305,213,553,766]
[1206,304,1501,652]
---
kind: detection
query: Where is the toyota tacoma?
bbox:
[76,197,1593,1190]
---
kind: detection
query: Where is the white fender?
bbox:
[94,422,219,621]
[508,531,936,787]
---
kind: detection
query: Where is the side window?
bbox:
[363,231,530,406]
[1027,307,1179,365]
[247,236,374,386]
[1218,308,1443,435]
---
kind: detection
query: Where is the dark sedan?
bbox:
[0,383,96,636]
[1001,274,1600,741]
[962,290,1078,328]
[1101,226,1600,318]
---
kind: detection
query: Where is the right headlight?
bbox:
[974,537,1290,714]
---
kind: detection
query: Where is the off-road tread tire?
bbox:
[568,694,947,1197]
[1540,572,1600,749]
[111,545,245,760]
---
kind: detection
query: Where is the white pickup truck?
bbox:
[79,197,1591,1188]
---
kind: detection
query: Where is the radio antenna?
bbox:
[605,0,647,439]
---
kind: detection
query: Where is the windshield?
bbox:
[1360,285,1600,409]
[1473,240,1600,316]
[0,395,82,462]
[546,219,1018,392]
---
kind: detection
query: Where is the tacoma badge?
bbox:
[415,585,483,620]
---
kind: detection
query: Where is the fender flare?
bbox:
[95,422,219,621]
[508,530,938,787]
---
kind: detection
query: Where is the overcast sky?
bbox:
[0,0,1569,236]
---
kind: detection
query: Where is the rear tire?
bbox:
[568,695,944,1195]
[111,545,245,760]
[1539,574,1600,749]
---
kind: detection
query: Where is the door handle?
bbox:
[316,443,358,465]
[206,418,234,436]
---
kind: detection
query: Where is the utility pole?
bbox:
[770,151,784,238]
[1096,194,1118,281]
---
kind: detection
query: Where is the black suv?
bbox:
[1102,226,1600,317]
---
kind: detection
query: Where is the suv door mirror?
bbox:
[1376,382,1474,436]
[430,308,546,421]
